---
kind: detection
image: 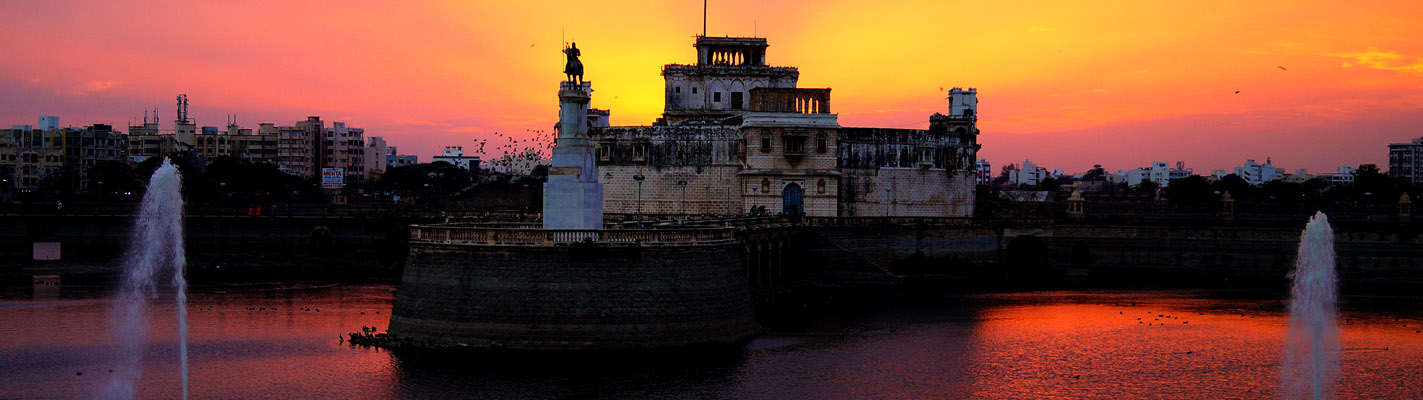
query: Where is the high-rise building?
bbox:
[277,117,319,178]
[976,159,992,185]
[0,127,64,191]
[60,124,127,192]
[364,137,389,180]
[231,122,277,165]
[1388,137,1423,184]
[324,121,365,184]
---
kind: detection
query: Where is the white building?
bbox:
[975,158,992,185]
[38,116,58,131]
[1124,161,1190,186]
[1009,159,1048,186]
[324,121,366,181]
[1321,165,1355,185]
[364,136,389,179]
[1234,158,1281,185]
[431,145,481,170]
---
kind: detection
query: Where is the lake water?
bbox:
[2,284,1420,399]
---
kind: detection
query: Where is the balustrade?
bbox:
[409,225,737,246]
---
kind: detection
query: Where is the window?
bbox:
[784,136,805,154]
[598,144,612,161]
[714,92,722,102]
[760,179,770,193]
[761,135,771,152]
[816,137,827,153]
[692,87,698,94]
[632,144,647,161]
[731,92,743,109]
[674,86,681,94]
[817,179,827,194]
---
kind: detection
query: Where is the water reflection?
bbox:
[1,286,1419,399]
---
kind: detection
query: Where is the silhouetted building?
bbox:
[1389,137,1423,184]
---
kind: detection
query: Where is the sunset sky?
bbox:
[2,0,1421,174]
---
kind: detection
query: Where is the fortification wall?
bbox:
[839,168,975,217]
[388,242,757,350]
[802,222,1423,286]
[600,164,742,214]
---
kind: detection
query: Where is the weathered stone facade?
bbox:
[592,36,981,217]
[595,126,744,215]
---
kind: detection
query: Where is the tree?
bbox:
[1030,176,1062,192]
[1211,174,1252,202]
[378,162,472,198]
[1133,180,1160,194]
[1353,163,1410,207]
[994,163,1018,186]
[1261,180,1305,210]
[1165,175,1212,208]
[86,160,138,201]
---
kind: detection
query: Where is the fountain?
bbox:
[101,158,188,400]
[1282,211,1339,400]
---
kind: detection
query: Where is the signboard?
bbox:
[321,168,344,189]
[33,242,60,260]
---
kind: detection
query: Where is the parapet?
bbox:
[748,88,831,113]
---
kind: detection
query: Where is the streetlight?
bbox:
[677,179,688,215]
[634,173,645,228]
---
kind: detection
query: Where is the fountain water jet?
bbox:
[101,158,188,400]
[1282,211,1339,400]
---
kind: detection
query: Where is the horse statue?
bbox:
[564,42,584,84]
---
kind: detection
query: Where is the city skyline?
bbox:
[2,0,1421,172]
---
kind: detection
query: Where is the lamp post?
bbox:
[677,179,688,215]
[634,173,645,228]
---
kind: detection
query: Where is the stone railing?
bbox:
[802,216,1052,228]
[410,225,737,247]
[749,87,831,113]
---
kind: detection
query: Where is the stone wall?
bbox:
[600,164,743,215]
[840,168,976,217]
[803,222,1423,286]
[592,126,744,215]
[388,241,757,350]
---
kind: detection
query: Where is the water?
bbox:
[101,158,188,400]
[1284,212,1340,399]
[2,285,1420,399]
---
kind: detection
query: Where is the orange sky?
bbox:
[3,0,1422,174]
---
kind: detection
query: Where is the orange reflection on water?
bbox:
[951,293,1419,399]
[733,292,1423,400]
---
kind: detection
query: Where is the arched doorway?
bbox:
[782,183,803,216]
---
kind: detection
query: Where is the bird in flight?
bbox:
[1234,91,1240,94]
[1278,66,1288,71]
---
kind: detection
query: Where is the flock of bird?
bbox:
[475,128,557,171]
